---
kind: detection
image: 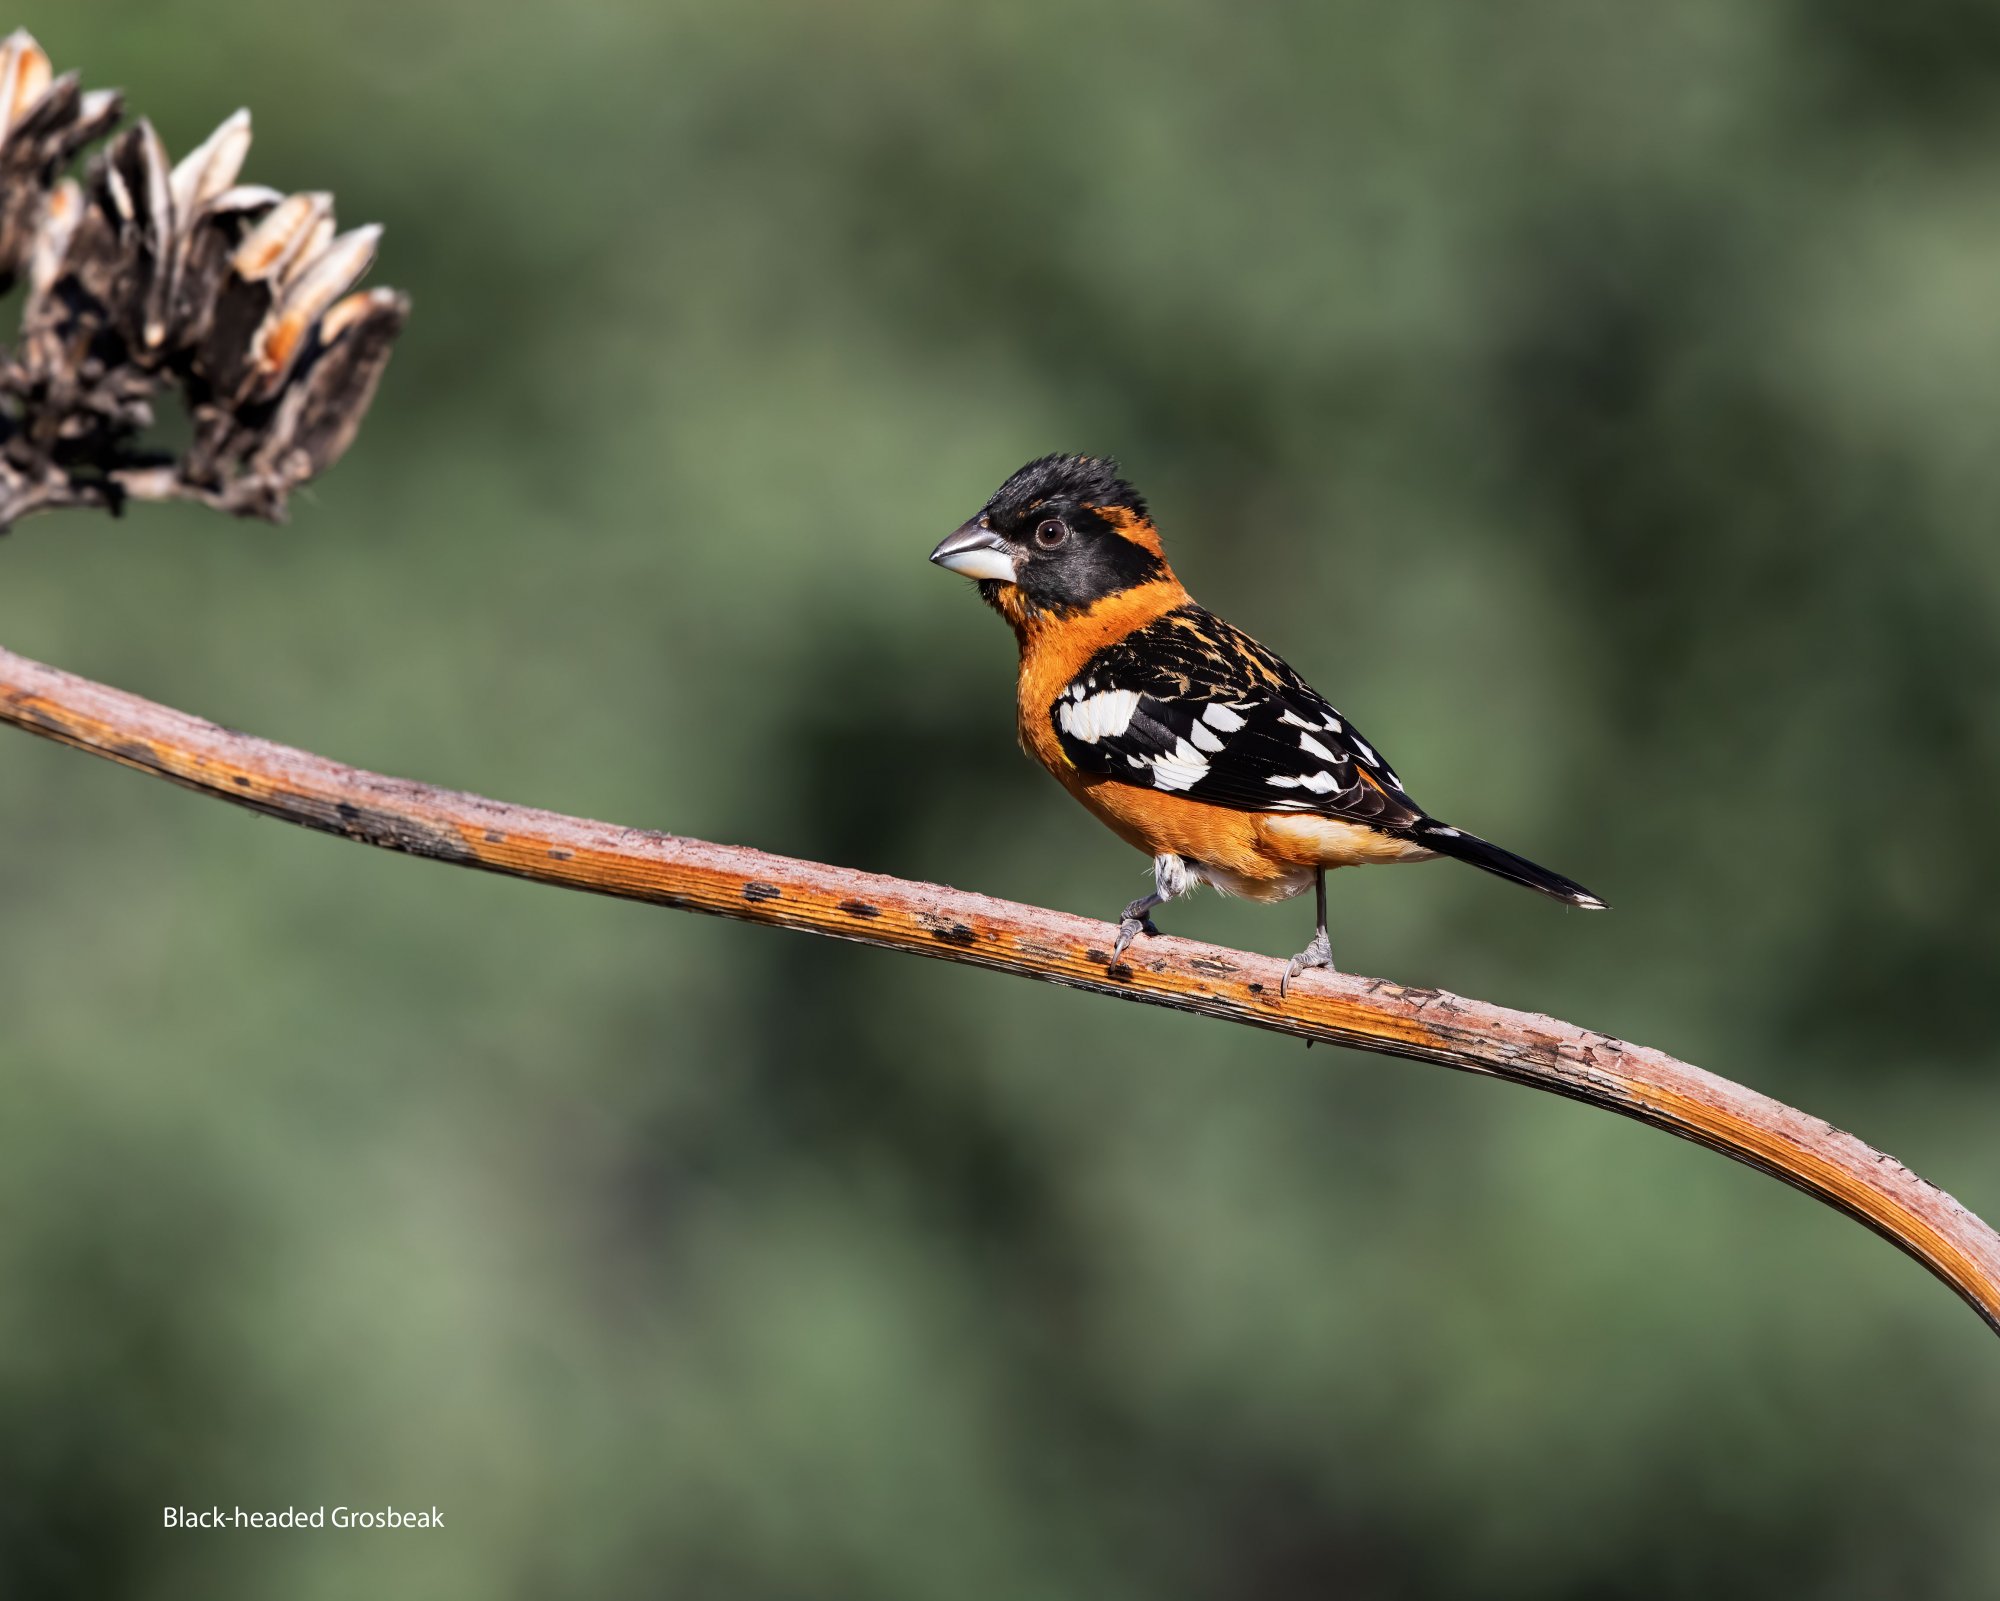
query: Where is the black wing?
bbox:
[1050,605,1423,829]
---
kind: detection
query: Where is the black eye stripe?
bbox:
[995,508,1165,616]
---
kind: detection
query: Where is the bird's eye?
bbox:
[1034,517,1068,548]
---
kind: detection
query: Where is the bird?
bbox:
[928,454,1606,993]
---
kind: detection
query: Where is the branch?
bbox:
[4,643,1996,1338]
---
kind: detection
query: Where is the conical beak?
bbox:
[929,519,1017,583]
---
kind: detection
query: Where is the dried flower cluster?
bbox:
[0,30,407,530]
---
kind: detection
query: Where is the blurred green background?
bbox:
[4,2,1999,1595]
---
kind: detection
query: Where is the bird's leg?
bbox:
[1281,869,1336,997]
[1113,853,1190,960]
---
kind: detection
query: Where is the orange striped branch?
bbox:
[4,641,1996,1337]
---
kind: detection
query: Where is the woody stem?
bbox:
[3,639,1997,1338]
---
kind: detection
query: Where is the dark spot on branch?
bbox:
[548,848,573,862]
[484,829,505,843]
[932,923,977,947]
[836,899,881,918]
[1247,982,1265,995]
[227,789,472,862]
[232,775,251,787]
[743,881,781,903]
[1105,962,1135,982]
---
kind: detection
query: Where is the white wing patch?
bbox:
[1057,687,1141,744]
[1201,704,1246,733]
[1150,739,1210,792]
[1265,726,1352,798]
[1266,771,1341,793]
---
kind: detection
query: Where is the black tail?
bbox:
[1411,820,1607,910]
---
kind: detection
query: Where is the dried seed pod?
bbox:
[230,190,334,282]
[107,120,177,348]
[252,286,409,485]
[0,40,124,289]
[243,223,380,403]
[1,33,406,531]
[26,175,78,297]
[199,192,335,401]
[168,108,250,220]
[0,30,51,137]
[163,184,281,353]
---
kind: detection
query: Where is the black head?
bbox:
[929,455,1167,620]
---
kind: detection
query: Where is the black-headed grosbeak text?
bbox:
[929,454,1606,992]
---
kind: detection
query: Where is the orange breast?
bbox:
[1009,576,1287,893]
[1008,575,1191,730]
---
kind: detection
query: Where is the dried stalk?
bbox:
[3,643,1996,1338]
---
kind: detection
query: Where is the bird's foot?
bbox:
[1280,929,1335,997]
[1112,902,1159,961]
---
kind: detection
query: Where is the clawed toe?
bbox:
[1279,930,1335,997]
[1112,913,1157,961]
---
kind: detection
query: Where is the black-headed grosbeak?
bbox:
[930,454,1606,992]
